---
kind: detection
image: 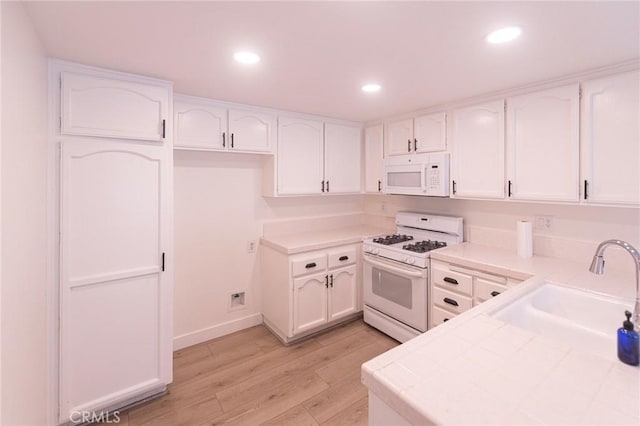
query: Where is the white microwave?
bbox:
[382,153,450,197]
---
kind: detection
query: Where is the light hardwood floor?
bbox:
[116,319,399,426]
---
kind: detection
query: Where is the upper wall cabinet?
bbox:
[506,84,580,202]
[581,71,640,206]
[385,112,446,156]
[173,94,275,153]
[61,72,169,142]
[275,117,361,196]
[364,124,384,193]
[277,117,325,195]
[450,100,505,199]
[324,123,362,194]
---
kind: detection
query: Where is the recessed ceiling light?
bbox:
[486,26,522,44]
[234,51,260,65]
[362,83,381,93]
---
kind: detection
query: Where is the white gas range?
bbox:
[362,212,464,342]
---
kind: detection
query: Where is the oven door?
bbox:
[363,254,428,331]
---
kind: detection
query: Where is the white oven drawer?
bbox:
[291,254,327,277]
[431,262,473,296]
[327,246,357,269]
[432,286,472,315]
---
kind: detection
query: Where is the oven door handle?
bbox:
[363,256,424,278]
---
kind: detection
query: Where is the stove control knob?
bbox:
[401,255,408,262]
[364,245,371,253]
[372,248,379,255]
[407,257,416,265]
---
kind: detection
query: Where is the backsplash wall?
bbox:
[363,194,640,275]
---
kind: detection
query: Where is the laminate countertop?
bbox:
[260,225,392,254]
[362,242,640,425]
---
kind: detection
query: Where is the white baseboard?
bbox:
[173,313,263,351]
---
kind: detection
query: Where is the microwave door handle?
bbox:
[421,165,428,194]
[363,256,424,278]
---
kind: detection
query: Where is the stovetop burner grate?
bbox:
[402,240,447,253]
[372,234,414,245]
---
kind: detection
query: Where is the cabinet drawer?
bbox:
[475,278,507,303]
[291,254,327,277]
[431,263,472,296]
[431,306,455,328]
[327,247,357,269]
[432,287,473,315]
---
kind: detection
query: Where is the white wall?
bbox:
[364,195,640,274]
[172,150,364,348]
[1,1,49,425]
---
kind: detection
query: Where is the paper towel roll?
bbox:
[517,220,533,258]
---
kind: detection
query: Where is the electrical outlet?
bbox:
[535,215,553,231]
[247,240,257,254]
[381,202,386,211]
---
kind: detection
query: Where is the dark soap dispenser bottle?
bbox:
[618,310,639,366]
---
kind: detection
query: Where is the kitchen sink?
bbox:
[491,282,633,362]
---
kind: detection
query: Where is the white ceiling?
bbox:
[25,1,640,122]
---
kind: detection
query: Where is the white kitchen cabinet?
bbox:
[276,117,361,196]
[293,272,329,334]
[262,243,361,343]
[430,260,519,327]
[324,123,362,193]
[174,95,274,153]
[55,63,173,423]
[364,124,384,193]
[385,112,446,156]
[277,116,325,194]
[581,71,640,205]
[450,100,505,199]
[506,84,580,202]
[61,72,170,142]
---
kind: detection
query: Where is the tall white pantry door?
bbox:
[59,139,172,421]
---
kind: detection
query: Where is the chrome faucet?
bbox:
[589,239,640,326]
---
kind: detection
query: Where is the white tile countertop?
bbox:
[362,243,640,425]
[260,225,391,254]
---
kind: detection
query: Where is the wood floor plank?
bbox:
[320,396,369,426]
[315,340,396,385]
[211,372,329,425]
[261,404,319,426]
[303,370,367,424]
[119,321,399,426]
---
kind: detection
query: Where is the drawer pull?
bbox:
[339,256,349,261]
[443,277,458,285]
[490,291,501,297]
[443,297,459,307]
[305,262,317,269]
[443,318,449,322]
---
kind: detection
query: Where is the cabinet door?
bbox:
[324,123,362,194]
[228,108,274,153]
[293,273,328,334]
[174,99,227,150]
[451,100,505,199]
[385,118,413,156]
[277,117,324,195]
[581,71,640,205]
[59,140,172,421]
[328,266,358,322]
[506,84,579,202]
[414,112,446,152]
[364,125,384,193]
[61,72,169,142]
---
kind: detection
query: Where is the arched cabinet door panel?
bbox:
[59,139,172,422]
[61,72,169,142]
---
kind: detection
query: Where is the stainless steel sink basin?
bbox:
[491,283,633,362]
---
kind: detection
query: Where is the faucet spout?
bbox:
[589,239,640,327]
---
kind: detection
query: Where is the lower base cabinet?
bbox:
[430,259,522,327]
[263,243,361,343]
